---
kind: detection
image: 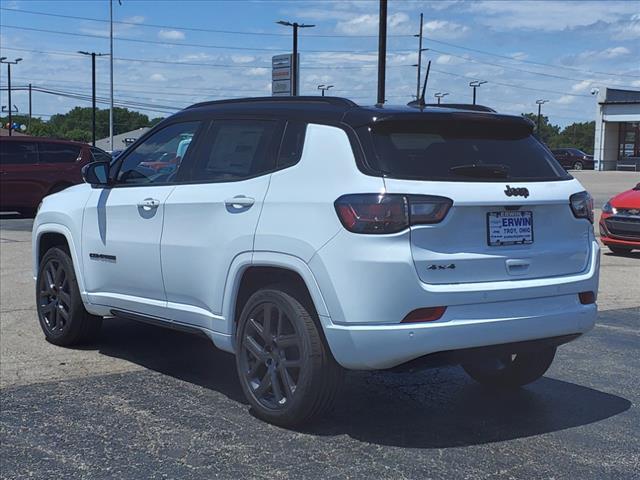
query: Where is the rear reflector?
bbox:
[401,306,447,323]
[579,291,596,305]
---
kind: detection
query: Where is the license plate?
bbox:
[487,211,533,246]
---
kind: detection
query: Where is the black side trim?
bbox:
[110,309,208,338]
[390,334,581,372]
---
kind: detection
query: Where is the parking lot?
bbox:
[1,171,638,479]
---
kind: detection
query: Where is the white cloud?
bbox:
[435,54,465,65]
[571,80,594,93]
[245,67,269,76]
[336,12,410,35]
[149,73,167,82]
[557,95,576,105]
[231,55,256,64]
[565,46,632,65]
[424,20,470,39]
[124,15,145,24]
[158,29,185,41]
[466,1,640,31]
[612,13,640,40]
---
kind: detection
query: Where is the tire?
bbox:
[235,284,343,427]
[572,161,584,170]
[462,347,556,388]
[608,246,632,255]
[36,247,102,346]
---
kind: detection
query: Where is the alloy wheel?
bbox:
[239,301,303,410]
[38,258,72,334]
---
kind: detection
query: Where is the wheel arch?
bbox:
[33,224,86,297]
[219,252,331,354]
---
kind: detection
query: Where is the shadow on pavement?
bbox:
[94,316,631,449]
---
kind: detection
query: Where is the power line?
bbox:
[0,24,412,54]
[0,7,640,78]
[425,38,640,79]
[0,6,413,38]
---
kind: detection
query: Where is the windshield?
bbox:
[364,119,570,182]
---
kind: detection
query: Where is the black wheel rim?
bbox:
[239,301,303,410]
[38,258,71,334]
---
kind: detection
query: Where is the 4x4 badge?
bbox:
[504,185,530,198]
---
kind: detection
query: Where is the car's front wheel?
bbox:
[572,160,584,170]
[235,285,342,427]
[462,347,556,388]
[36,247,102,346]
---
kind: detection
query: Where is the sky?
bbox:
[1,0,639,128]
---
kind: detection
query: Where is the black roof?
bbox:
[177,96,530,130]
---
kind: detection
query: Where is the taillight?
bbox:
[402,306,447,323]
[570,191,593,223]
[334,194,452,234]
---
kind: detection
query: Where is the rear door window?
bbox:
[0,141,38,165]
[190,119,280,182]
[365,119,569,182]
[38,143,82,163]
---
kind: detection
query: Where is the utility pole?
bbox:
[109,0,119,151]
[79,51,108,146]
[317,84,334,96]
[28,83,32,130]
[377,0,387,105]
[276,20,315,96]
[0,57,22,136]
[536,99,549,134]
[434,92,449,104]
[414,13,427,100]
[469,80,487,105]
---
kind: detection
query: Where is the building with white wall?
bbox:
[594,88,640,171]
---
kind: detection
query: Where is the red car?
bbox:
[0,136,111,217]
[599,182,640,254]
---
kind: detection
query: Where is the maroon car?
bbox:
[0,136,111,217]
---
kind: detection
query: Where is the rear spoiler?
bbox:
[406,101,496,113]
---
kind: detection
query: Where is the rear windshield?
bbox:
[365,119,570,182]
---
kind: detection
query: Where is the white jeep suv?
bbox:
[33,97,599,426]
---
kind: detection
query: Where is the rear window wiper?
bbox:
[449,163,510,179]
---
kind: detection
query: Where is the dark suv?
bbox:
[0,136,110,217]
[551,148,595,171]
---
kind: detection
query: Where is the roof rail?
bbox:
[407,100,496,113]
[187,96,358,110]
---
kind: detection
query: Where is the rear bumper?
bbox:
[323,295,596,370]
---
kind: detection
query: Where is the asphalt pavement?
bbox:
[1,171,639,479]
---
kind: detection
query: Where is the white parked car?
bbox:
[33,97,599,426]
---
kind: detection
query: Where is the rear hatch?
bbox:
[361,114,592,284]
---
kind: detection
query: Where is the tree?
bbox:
[521,113,595,154]
[521,113,560,146]
[2,107,161,142]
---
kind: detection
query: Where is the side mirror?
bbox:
[82,161,110,187]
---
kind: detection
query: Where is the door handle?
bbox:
[224,196,255,209]
[138,198,160,209]
[506,259,530,276]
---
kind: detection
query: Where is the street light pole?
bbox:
[377,0,387,105]
[434,92,449,104]
[276,20,315,96]
[414,13,424,100]
[79,51,108,146]
[469,80,487,105]
[536,99,549,134]
[109,0,114,151]
[317,84,334,96]
[0,57,22,136]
